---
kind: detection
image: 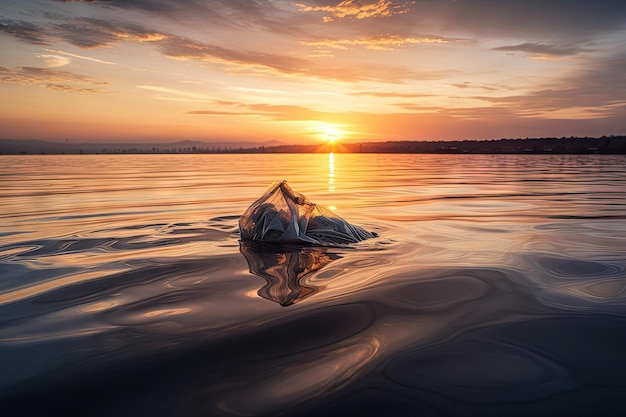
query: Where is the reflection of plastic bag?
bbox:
[239,181,376,245]
[240,241,340,306]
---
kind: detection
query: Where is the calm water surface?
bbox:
[1,153,626,416]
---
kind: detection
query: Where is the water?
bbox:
[1,153,626,416]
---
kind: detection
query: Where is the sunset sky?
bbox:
[1,0,625,144]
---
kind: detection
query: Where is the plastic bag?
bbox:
[239,181,376,245]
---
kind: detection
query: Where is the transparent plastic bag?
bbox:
[239,181,376,245]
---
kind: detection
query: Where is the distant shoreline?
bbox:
[1,136,624,155]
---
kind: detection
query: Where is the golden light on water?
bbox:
[328,152,336,193]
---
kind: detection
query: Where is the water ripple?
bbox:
[2,154,626,416]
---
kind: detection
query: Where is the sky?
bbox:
[1,0,625,145]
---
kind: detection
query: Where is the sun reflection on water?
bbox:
[328,152,336,193]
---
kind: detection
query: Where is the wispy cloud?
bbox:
[491,42,590,58]
[189,102,334,122]
[36,54,71,68]
[187,110,258,116]
[296,0,412,22]
[0,11,443,83]
[53,0,291,33]
[350,91,433,98]
[0,19,48,45]
[1,15,170,51]
[137,85,215,103]
[52,0,180,14]
[156,34,442,82]
[247,103,324,121]
[43,83,107,94]
[155,35,310,73]
[301,34,447,50]
[44,49,117,65]
[449,83,499,92]
[52,18,167,49]
[0,65,108,93]
[473,52,626,119]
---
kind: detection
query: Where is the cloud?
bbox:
[43,83,106,94]
[52,18,167,49]
[301,34,447,50]
[189,102,334,122]
[7,18,306,78]
[36,54,71,68]
[247,103,324,121]
[53,0,277,16]
[155,34,442,82]
[0,65,107,93]
[0,19,49,45]
[156,35,310,72]
[437,105,515,121]
[296,0,412,22]
[491,42,590,58]
[188,110,257,116]
[350,91,433,98]
[138,85,216,103]
[52,0,180,14]
[390,103,445,113]
[473,51,626,119]
[1,15,169,50]
[44,49,117,65]
[0,8,443,84]
[53,0,293,33]
[449,82,501,92]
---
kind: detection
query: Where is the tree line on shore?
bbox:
[1,136,624,155]
[255,136,625,154]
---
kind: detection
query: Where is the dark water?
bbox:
[1,153,626,416]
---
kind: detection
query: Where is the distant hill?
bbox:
[1,136,624,155]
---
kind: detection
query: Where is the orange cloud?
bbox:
[295,0,412,22]
[301,34,447,50]
[113,32,168,42]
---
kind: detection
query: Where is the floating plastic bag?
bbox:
[239,181,376,245]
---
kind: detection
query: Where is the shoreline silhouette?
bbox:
[1,136,624,155]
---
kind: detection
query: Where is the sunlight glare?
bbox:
[328,152,336,192]
[317,122,343,144]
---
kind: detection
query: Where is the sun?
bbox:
[307,121,344,144]
[325,128,341,144]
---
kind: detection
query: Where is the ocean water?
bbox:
[1,153,626,416]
